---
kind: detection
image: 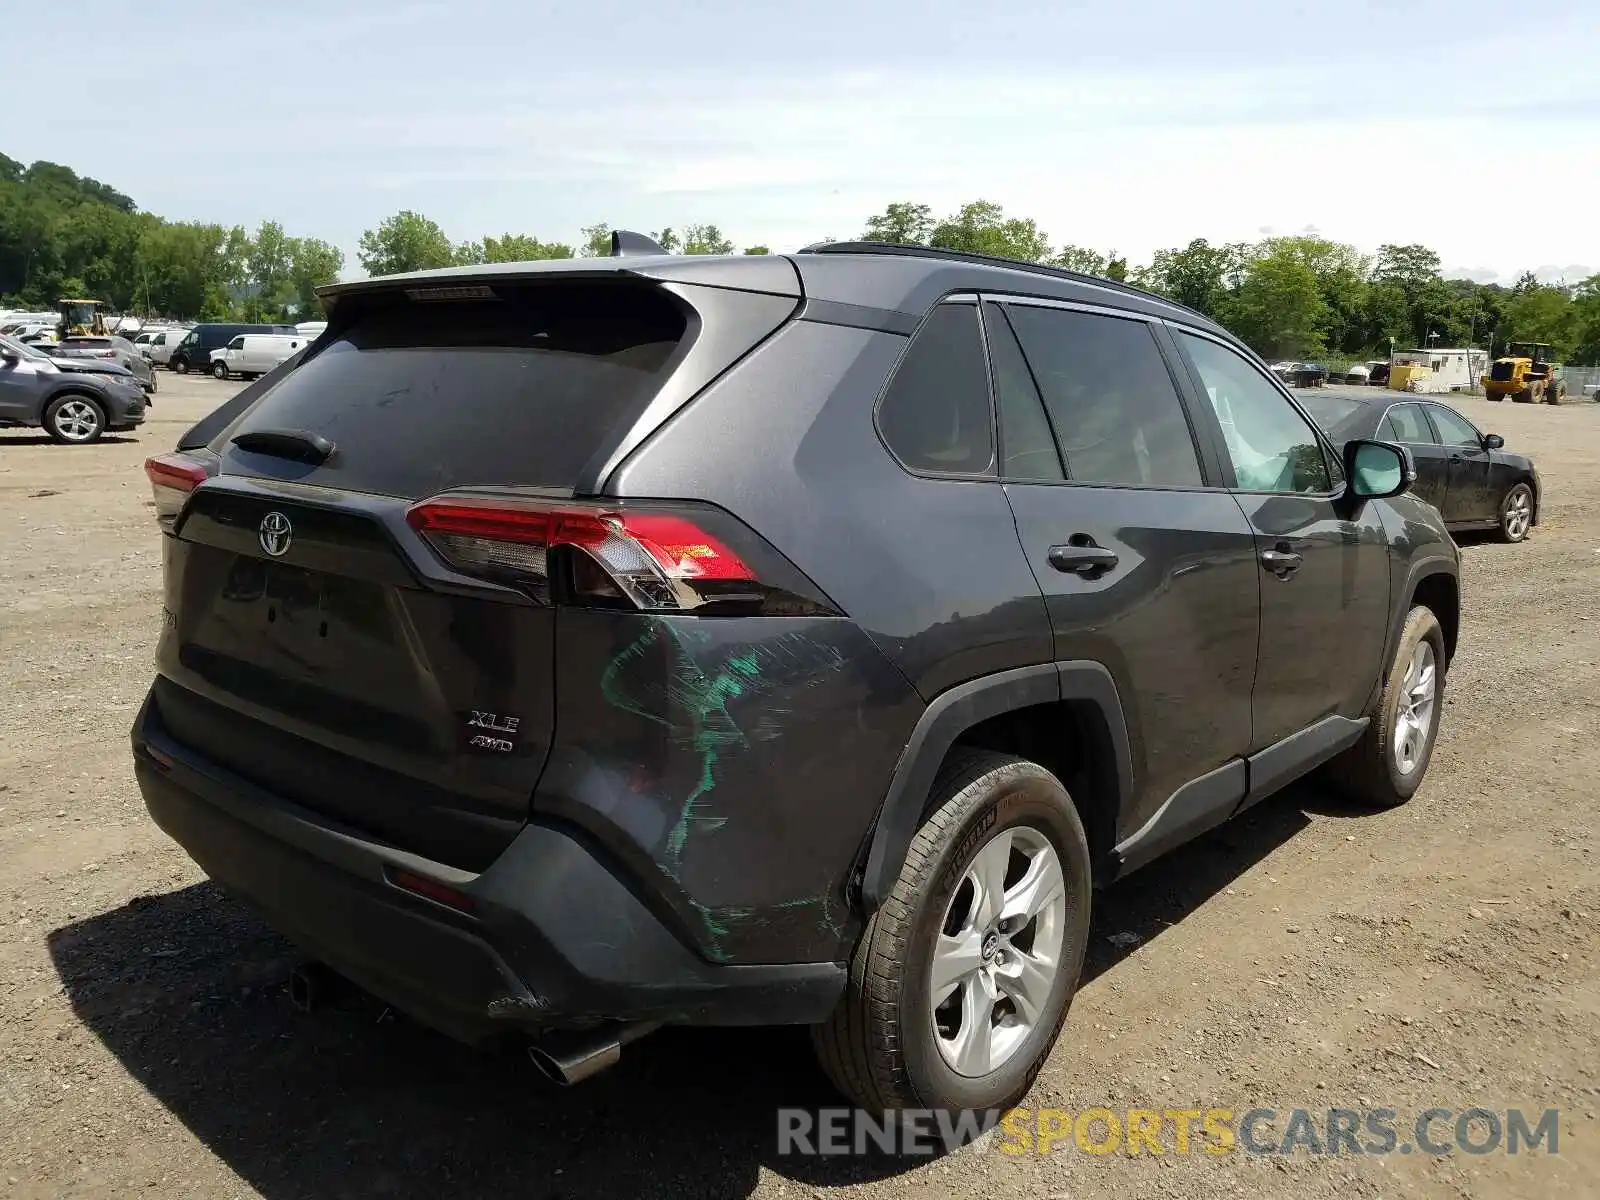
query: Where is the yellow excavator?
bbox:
[57,298,110,337]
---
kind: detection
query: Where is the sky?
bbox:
[10,0,1598,283]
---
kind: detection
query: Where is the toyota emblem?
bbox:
[258,511,293,557]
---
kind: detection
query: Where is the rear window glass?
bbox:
[221,283,687,498]
[1299,394,1364,432]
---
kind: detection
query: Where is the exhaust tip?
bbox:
[527,1020,662,1086]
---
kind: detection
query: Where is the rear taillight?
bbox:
[144,452,215,529]
[406,495,812,614]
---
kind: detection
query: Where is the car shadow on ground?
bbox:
[47,777,1362,1199]
[0,433,140,447]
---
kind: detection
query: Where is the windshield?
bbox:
[1,335,50,362]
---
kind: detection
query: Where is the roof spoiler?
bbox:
[610,230,668,257]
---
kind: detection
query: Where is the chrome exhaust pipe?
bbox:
[527,1020,662,1086]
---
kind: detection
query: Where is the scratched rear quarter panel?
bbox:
[533,608,922,965]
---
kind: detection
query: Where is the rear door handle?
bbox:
[1048,544,1119,576]
[1259,548,1303,578]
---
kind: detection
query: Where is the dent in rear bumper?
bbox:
[131,694,845,1042]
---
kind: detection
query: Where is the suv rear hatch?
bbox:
[144,274,798,870]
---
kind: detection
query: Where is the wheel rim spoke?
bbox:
[1001,847,1065,925]
[967,830,1012,931]
[949,973,996,1076]
[931,927,985,1005]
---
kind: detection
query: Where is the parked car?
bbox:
[0,334,147,443]
[211,332,314,380]
[52,335,157,394]
[167,323,298,374]
[135,239,1459,1116]
[1302,392,1540,542]
[10,323,58,343]
[1365,360,1392,386]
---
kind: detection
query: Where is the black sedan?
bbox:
[1301,391,1541,543]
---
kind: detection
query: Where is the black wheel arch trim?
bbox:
[857,660,1133,911]
[1369,554,1459,715]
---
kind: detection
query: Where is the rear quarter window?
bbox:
[220,282,689,499]
[876,303,995,477]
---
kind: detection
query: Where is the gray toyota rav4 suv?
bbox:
[133,237,1460,1115]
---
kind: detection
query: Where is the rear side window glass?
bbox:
[983,302,1063,482]
[877,303,995,476]
[1003,305,1203,488]
[222,283,687,498]
[1381,403,1436,444]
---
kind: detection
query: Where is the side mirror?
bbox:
[1345,439,1415,501]
[1483,433,1505,450]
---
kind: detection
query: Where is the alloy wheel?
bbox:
[1503,488,1532,541]
[1392,640,1437,776]
[931,825,1066,1077]
[51,398,102,442]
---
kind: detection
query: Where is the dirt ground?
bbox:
[2,376,1598,1200]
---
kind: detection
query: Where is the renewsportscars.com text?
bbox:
[776,1106,1561,1158]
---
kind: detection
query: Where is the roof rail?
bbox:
[794,240,1206,320]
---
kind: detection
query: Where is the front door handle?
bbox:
[1048,544,1119,576]
[1259,548,1303,578]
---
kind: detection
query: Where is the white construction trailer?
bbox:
[1391,348,1489,393]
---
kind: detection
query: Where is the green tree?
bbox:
[862,202,934,245]
[245,221,293,318]
[1501,281,1579,358]
[1133,239,1243,317]
[929,201,1052,262]
[287,237,343,315]
[481,234,574,262]
[357,210,456,276]
[682,224,734,255]
[1373,244,1443,292]
[651,227,682,254]
[579,222,612,257]
[1568,275,1600,364]
[1052,245,1107,275]
[742,245,771,255]
[1223,245,1328,359]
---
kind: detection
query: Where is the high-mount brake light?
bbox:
[405,496,757,611]
[144,452,215,529]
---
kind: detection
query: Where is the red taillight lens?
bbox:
[405,497,757,611]
[144,452,214,529]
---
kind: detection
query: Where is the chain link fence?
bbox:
[1561,364,1600,399]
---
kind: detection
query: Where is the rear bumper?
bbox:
[131,693,844,1044]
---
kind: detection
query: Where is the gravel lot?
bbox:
[2,376,1598,1199]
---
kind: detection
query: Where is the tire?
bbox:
[145,371,158,395]
[43,393,107,445]
[1323,606,1446,807]
[812,750,1092,1115]
[1498,481,1534,543]
[212,360,229,380]
[173,356,189,375]
[1513,386,1533,403]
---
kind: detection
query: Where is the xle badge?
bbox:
[465,710,521,754]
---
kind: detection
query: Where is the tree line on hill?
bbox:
[3,154,1597,365]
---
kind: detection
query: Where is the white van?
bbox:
[212,333,310,380]
[144,328,191,366]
